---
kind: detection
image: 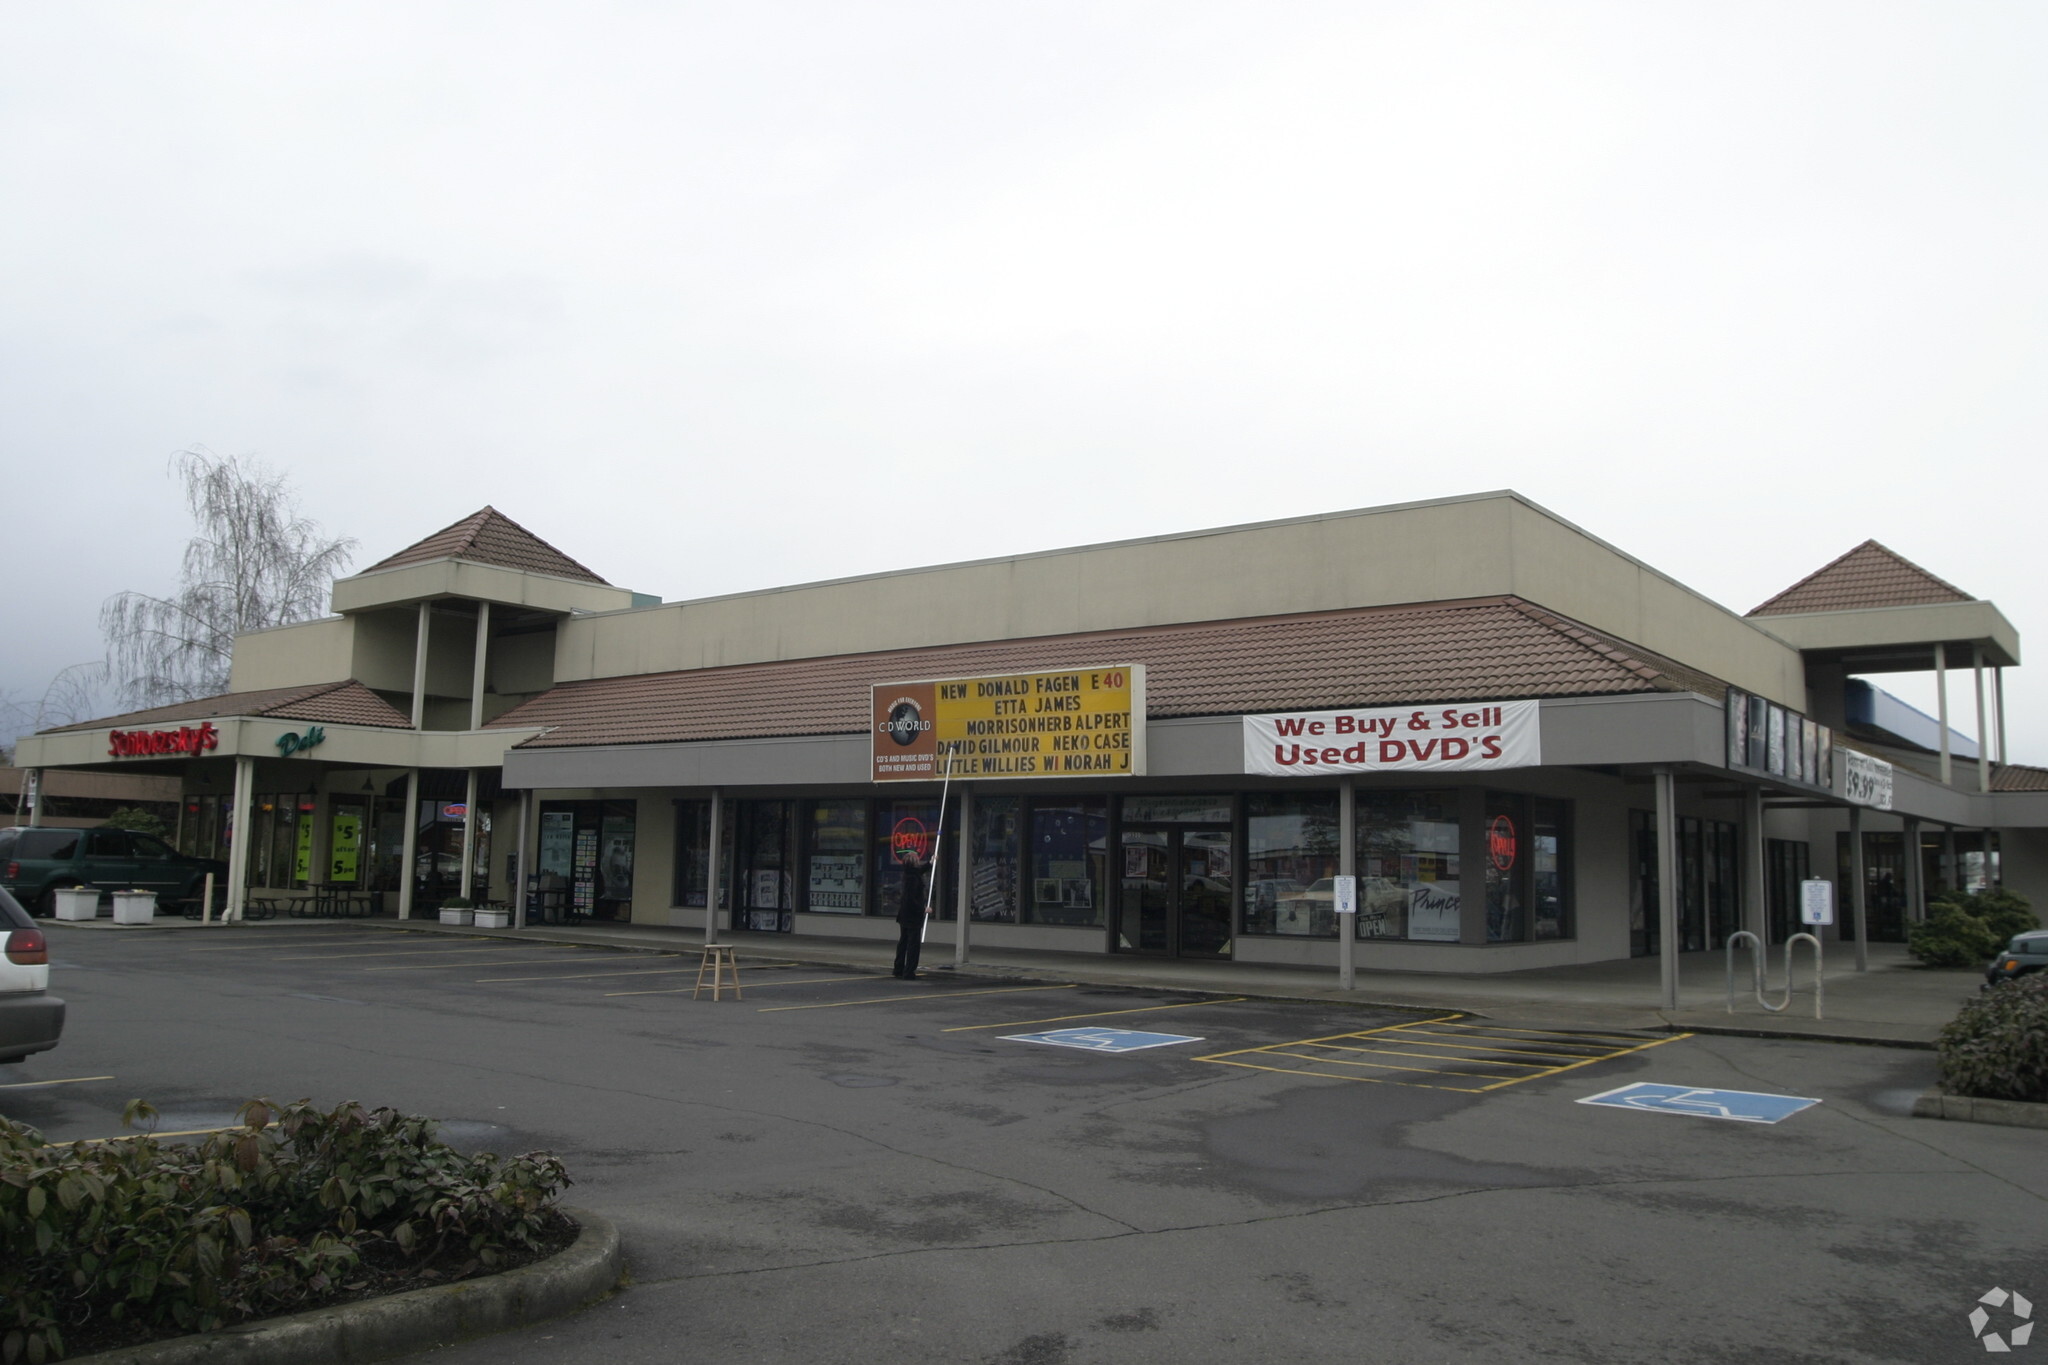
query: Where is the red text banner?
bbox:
[1243,701,1539,776]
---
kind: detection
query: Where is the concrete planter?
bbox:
[473,909,511,929]
[439,908,474,927]
[52,887,100,921]
[112,890,158,925]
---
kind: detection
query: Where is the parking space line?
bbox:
[183,936,386,952]
[476,960,688,982]
[1298,1041,1555,1069]
[605,974,873,997]
[1426,1021,1659,1045]
[1372,1031,1622,1061]
[0,1075,115,1090]
[267,944,549,961]
[758,983,1077,1013]
[364,955,603,971]
[1199,1017,1691,1092]
[1469,1032,1689,1091]
[942,997,1247,1032]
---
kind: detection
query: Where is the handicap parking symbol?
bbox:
[1001,1027,1205,1053]
[1577,1082,1821,1124]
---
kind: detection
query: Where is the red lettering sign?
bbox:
[107,722,220,759]
[1488,815,1518,871]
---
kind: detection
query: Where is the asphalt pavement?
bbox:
[8,919,2041,1364]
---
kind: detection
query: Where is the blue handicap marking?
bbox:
[1576,1082,1821,1124]
[1001,1027,1205,1053]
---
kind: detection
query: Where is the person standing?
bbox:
[893,853,930,979]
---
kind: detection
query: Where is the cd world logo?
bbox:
[1971,1287,2033,1352]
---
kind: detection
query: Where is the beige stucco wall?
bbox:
[551,492,1811,709]
[228,617,356,692]
[1751,599,2021,668]
[330,559,635,616]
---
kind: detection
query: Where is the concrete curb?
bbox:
[1911,1088,2048,1128]
[76,1207,622,1364]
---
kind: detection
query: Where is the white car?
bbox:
[0,887,63,1064]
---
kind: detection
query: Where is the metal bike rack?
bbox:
[1725,931,1824,1020]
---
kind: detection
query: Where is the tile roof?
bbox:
[358,507,610,584]
[44,681,413,734]
[489,597,1727,749]
[1748,540,1972,617]
[1991,763,2048,793]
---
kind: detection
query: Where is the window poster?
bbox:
[539,811,575,877]
[808,855,863,913]
[293,815,313,883]
[599,811,634,899]
[573,828,598,911]
[330,811,361,883]
[1408,884,1461,942]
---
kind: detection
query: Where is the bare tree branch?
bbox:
[99,448,357,709]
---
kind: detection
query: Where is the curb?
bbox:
[76,1207,622,1364]
[1911,1087,2048,1129]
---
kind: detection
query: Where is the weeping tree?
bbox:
[100,448,357,708]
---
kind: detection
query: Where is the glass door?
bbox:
[1116,825,1234,957]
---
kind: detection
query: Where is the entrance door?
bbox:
[1116,826,1234,957]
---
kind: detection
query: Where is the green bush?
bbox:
[100,808,170,841]
[1909,902,2000,968]
[0,1098,569,1363]
[1937,975,2048,1104]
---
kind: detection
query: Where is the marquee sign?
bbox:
[108,722,220,759]
[871,666,1145,782]
[1242,701,1540,777]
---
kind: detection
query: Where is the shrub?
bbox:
[1937,976,2048,1104]
[1909,901,1999,968]
[439,896,474,910]
[100,808,170,841]
[0,1098,569,1363]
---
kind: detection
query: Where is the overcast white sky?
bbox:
[3,2,2042,759]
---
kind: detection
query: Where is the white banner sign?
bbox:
[1244,701,1540,777]
[1841,750,1894,811]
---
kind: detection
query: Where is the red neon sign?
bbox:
[891,816,932,865]
[108,722,219,759]
[1487,815,1518,871]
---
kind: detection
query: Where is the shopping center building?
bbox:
[13,492,2047,989]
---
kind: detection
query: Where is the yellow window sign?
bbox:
[872,666,1145,782]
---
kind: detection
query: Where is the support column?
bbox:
[22,769,40,827]
[954,785,973,968]
[459,769,479,900]
[1995,666,2008,769]
[1743,785,1767,942]
[1903,816,1924,924]
[1655,768,1679,1011]
[469,602,491,731]
[1974,646,1990,794]
[1339,777,1356,992]
[411,603,431,730]
[704,789,723,944]
[398,769,420,920]
[1848,805,1868,971]
[226,755,254,922]
[514,788,533,930]
[1936,646,1952,786]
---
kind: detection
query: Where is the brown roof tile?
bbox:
[1748,540,1972,616]
[490,597,1726,749]
[1991,763,2048,793]
[359,507,609,584]
[45,681,412,734]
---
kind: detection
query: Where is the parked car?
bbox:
[0,887,63,1064]
[1984,930,2048,987]
[0,826,227,918]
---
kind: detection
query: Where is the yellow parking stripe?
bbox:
[1294,1041,1556,1069]
[605,974,872,997]
[0,1075,114,1090]
[1426,1021,1660,1044]
[184,936,384,952]
[476,961,691,983]
[1199,1016,1690,1092]
[758,983,1076,1013]
[1470,1032,1688,1091]
[1370,1030,1622,1061]
[364,955,599,971]
[268,944,542,961]
[942,997,1247,1032]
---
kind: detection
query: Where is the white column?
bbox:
[225,755,254,922]
[704,789,723,944]
[1974,646,1990,793]
[397,768,420,920]
[459,768,479,900]
[1848,805,1868,971]
[22,769,40,827]
[1655,768,1679,1011]
[1338,777,1356,992]
[1936,646,1952,785]
[1995,666,2008,768]
[411,603,431,730]
[1743,785,1767,942]
[469,602,491,731]
[514,788,533,929]
[953,786,973,967]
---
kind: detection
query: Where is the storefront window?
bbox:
[1356,790,1461,941]
[1532,798,1569,939]
[805,799,867,914]
[1631,810,1726,955]
[538,800,635,921]
[735,800,794,932]
[1029,798,1107,927]
[672,799,734,911]
[969,795,1020,922]
[1485,794,1524,943]
[1243,791,1338,937]
[872,798,954,919]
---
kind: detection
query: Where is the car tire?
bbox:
[34,888,60,919]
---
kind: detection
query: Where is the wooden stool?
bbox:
[693,943,742,1000]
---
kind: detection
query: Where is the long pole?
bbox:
[1338,777,1355,992]
[922,752,956,941]
[954,784,973,969]
[1848,804,1868,972]
[1655,767,1679,1011]
[705,789,724,945]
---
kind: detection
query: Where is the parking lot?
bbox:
[6,921,2043,1364]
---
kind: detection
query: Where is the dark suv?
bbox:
[0,826,227,918]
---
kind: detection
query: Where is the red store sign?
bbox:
[108,722,220,758]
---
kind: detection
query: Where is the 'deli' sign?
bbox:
[872,666,1145,782]
[1243,700,1540,776]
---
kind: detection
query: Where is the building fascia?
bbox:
[15,721,540,772]
[1749,599,2019,669]
[330,558,636,616]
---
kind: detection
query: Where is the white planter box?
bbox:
[439,908,474,926]
[53,887,101,921]
[473,909,511,929]
[112,891,158,925]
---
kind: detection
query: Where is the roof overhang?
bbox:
[15,719,539,772]
[1750,599,2019,671]
[331,558,638,617]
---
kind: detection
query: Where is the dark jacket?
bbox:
[895,863,929,928]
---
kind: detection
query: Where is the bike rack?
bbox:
[1725,931,1824,1020]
